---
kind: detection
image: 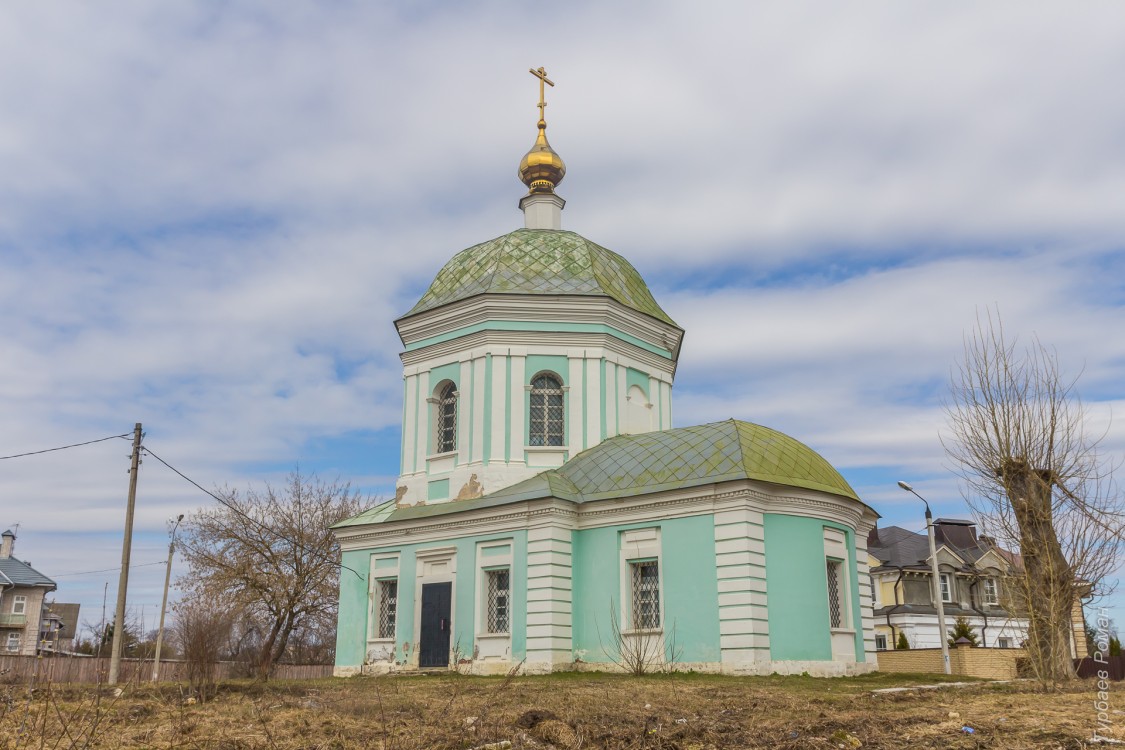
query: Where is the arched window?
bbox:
[436,382,458,453]
[529,374,564,446]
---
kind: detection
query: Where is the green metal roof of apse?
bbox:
[335,420,860,527]
[403,229,676,326]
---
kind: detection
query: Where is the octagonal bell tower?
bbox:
[392,69,683,507]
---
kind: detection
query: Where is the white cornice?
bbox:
[335,477,870,551]
[399,330,677,376]
[395,294,684,362]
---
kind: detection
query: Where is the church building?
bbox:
[333,70,879,676]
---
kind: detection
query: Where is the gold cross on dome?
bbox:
[529,66,554,124]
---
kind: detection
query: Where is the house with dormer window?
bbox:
[867,518,1086,656]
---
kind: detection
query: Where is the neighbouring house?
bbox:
[39,602,81,653]
[0,530,58,656]
[867,518,1087,657]
[331,86,880,677]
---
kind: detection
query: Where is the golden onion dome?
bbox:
[519,119,566,194]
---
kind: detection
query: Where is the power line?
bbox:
[0,433,132,461]
[140,445,363,580]
[52,561,167,578]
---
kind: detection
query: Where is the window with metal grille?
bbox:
[436,382,457,453]
[376,580,397,639]
[630,560,661,630]
[486,569,510,633]
[826,560,844,628]
[529,374,564,446]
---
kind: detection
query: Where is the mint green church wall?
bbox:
[763,515,865,662]
[335,548,371,667]
[571,514,720,664]
[334,530,529,669]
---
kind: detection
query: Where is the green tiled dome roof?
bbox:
[530,419,859,502]
[341,420,861,527]
[404,229,675,325]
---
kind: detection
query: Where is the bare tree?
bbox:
[944,311,1124,684]
[177,470,368,679]
[174,597,235,701]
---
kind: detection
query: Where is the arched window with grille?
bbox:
[435,381,458,453]
[529,373,564,446]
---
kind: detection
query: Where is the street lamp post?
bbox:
[152,513,184,682]
[897,481,952,675]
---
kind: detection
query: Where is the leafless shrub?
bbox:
[173,596,234,701]
[597,599,679,675]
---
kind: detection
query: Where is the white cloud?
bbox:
[1,1,1123,631]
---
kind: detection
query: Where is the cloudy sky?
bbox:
[2,2,1123,640]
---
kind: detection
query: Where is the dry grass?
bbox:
[1,671,1120,749]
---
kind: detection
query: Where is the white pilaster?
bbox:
[567,354,584,451]
[854,525,878,664]
[604,362,618,438]
[660,380,672,430]
[509,352,526,463]
[402,374,418,474]
[616,368,627,435]
[524,524,573,672]
[489,353,508,463]
[585,358,600,448]
[471,354,487,464]
[414,370,430,472]
[459,360,472,462]
[713,509,771,673]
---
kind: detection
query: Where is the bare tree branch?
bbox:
[943,309,1124,685]
[177,470,369,679]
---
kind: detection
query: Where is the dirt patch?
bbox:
[0,672,1118,749]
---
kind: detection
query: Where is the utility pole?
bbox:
[108,422,142,685]
[152,513,183,681]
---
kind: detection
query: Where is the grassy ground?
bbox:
[1,671,1119,749]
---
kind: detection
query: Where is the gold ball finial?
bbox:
[519,67,566,194]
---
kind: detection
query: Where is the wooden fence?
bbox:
[1076,655,1125,681]
[0,654,332,685]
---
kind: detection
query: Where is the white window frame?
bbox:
[367,554,400,646]
[12,595,27,615]
[825,558,847,629]
[528,372,565,447]
[619,528,663,634]
[375,579,398,640]
[5,632,19,652]
[875,634,888,651]
[939,573,952,603]
[998,637,1012,649]
[429,381,458,455]
[823,528,852,632]
[982,577,999,606]
[483,567,511,634]
[629,559,662,631]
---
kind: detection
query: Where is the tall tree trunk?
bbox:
[1005,462,1076,683]
[270,618,297,675]
[258,616,285,681]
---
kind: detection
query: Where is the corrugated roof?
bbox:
[336,420,862,528]
[402,229,676,326]
[0,557,56,588]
